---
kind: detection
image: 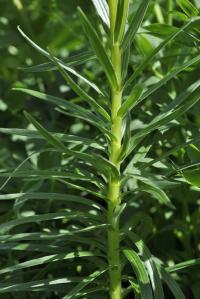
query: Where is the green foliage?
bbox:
[0,0,200,299]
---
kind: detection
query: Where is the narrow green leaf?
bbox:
[139,179,174,208]
[92,0,110,27]
[118,113,131,161]
[140,136,200,170]
[49,50,110,121]
[62,269,107,299]
[0,128,104,150]
[17,26,103,95]
[137,54,200,106]
[0,224,110,242]
[118,84,143,117]
[156,263,186,299]
[0,242,61,253]
[0,277,83,293]
[176,0,199,17]
[123,249,153,299]
[124,17,200,89]
[24,111,67,152]
[167,258,200,273]
[0,212,99,234]
[0,192,103,211]
[182,168,200,187]
[78,8,118,88]
[0,251,96,275]
[123,0,151,50]
[115,0,129,43]
[126,232,165,299]
[127,81,200,156]
[21,51,95,72]
[13,88,112,137]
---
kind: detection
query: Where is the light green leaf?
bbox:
[123,0,151,50]
[78,8,118,88]
[92,0,110,27]
[114,0,129,43]
[117,84,143,117]
[123,249,153,299]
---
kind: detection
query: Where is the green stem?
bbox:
[107,1,123,299]
[166,0,173,25]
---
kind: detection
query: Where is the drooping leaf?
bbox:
[0,251,96,275]
[0,128,104,150]
[17,26,103,95]
[21,51,95,72]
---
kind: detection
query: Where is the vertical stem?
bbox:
[166,0,173,25]
[108,1,122,299]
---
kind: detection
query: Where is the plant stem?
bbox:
[166,0,173,25]
[107,1,122,299]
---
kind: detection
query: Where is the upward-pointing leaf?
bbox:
[78,8,118,88]
[92,0,110,27]
[124,17,200,89]
[127,81,200,155]
[117,84,143,117]
[123,0,151,50]
[49,50,110,121]
[114,0,129,43]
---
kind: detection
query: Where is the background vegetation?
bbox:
[0,0,200,298]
